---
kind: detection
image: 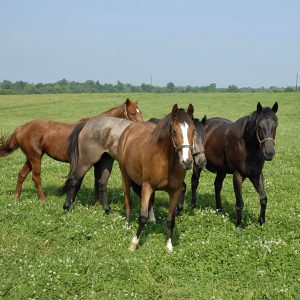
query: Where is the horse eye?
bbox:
[131,112,135,115]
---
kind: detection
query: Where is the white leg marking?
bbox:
[129,235,139,252]
[149,205,156,223]
[180,122,190,162]
[167,238,173,252]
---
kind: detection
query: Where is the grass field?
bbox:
[0,93,299,299]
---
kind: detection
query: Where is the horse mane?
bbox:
[231,107,277,139]
[152,109,192,143]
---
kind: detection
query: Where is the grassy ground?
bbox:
[0,93,299,299]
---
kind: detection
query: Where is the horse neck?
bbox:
[100,104,125,118]
[158,137,182,169]
[243,114,266,158]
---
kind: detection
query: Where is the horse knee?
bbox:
[139,215,148,226]
[167,218,175,231]
[260,196,267,208]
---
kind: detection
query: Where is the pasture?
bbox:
[0,93,299,299]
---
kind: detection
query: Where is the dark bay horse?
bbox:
[0,99,143,200]
[186,102,278,228]
[117,104,196,252]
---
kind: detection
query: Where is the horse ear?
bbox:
[125,98,130,106]
[201,115,207,125]
[172,104,178,119]
[272,102,278,113]
[257,102,263,113]
[135,100,138,105]
[187,103,194,117]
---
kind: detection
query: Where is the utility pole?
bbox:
[296,72,298,92]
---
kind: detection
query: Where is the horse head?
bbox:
[170,104,196,170]
[192,114,207,168]
[124,98,143,122]
[256,102,278,161]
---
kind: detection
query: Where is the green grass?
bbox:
[0,93,299,299]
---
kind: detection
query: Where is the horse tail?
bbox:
[0,130,19,157]
[61,121,86,194]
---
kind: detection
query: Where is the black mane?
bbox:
[231,107,277,139]
[152,109,192,143]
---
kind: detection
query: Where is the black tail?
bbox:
[61,122,86,194]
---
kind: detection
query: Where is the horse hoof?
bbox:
[63,204,70,212]
[124,222,131,230]
[104,208,112,215]
[175,208,182,216]
[128,244,137,252]
[190,203,196,209]
[258,217,265,226]
[236,223,243,229]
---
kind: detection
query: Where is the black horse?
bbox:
[184,102,278,227]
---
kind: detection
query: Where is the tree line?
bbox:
[0,79,296,95]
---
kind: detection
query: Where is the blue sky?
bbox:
[0,0,299,87]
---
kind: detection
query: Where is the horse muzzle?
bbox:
[180,158,193,170]
[193,152,206,168]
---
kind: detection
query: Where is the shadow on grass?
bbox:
[182,189,259,228]
[13,182,260,229]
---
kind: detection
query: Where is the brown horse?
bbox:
[118,104,196,252]
[186,102,278,227]
[0,98,143,200]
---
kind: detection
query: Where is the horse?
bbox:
[62,104,205,215]
[62,116,136,212]
[0,98,143,200]
[117,104,196,252]
[146,113,207,215]
[185,102,278,228]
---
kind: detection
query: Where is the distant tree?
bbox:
[227,85,239,92]
[166,82,175,92]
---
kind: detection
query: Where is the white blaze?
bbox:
[180,122,190,162]
[136,108,140,113]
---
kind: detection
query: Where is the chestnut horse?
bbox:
[186,102,278,227]
[62,104,205,214]
[118,104,196,252]
[0,99,143,200]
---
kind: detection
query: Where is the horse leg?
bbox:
[63,175,83,211]
[249,173,267,225]
[166,187,182,252]
[94,154,114,214]
[233,172,245,228]
[121,170,132,227]
[148,192,156,223]
[63,164,90,211]
[214,172,226,212]
[176,182,186,215]
[29,157,46,201]
[190,165,202,209]
[129,183,153,252]
[15,160,32,199]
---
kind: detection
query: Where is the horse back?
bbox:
[118,122,185,190]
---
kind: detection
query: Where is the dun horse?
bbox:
[186,102,278,227]
[118,104,196,252]
[0,99,143,200]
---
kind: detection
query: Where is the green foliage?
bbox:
[0,79,297,95]
[0,93,299,299]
